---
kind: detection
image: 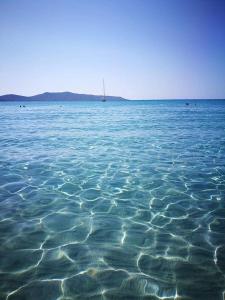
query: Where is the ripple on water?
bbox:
[0,101,225,299]
[7,280,61,300]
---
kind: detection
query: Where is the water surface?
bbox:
[0,100,225,300]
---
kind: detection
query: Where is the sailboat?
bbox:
[102,79,106,102]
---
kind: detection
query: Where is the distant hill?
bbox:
[0,94,29,101]
[0,92,127,101]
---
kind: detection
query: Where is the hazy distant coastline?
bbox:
[0,92,127,102]
[0,93,224,102]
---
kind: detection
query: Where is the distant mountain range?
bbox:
[0,92,127,101]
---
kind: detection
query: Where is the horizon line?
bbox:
[0,91,225,101]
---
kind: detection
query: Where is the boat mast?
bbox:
[103,78,106,101]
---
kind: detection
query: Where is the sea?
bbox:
[0,100,225,300]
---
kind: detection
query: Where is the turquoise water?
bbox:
[0,100,225,300]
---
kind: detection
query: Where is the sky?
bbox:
[0,0,225,99]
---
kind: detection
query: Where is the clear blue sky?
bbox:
[0,0,225,99]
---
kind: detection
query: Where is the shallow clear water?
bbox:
[0,100,225,300]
